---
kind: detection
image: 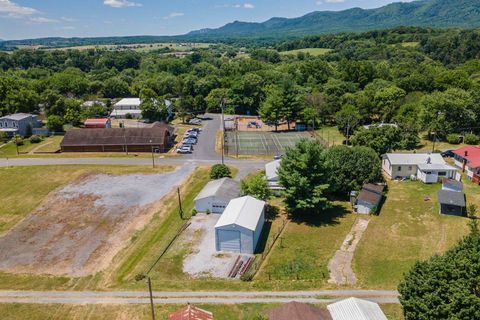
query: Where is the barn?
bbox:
[327,297,387,320]
[194,178,240,213]
[84,118,111,129]
[215,196,265,254]
[60,122,174,153]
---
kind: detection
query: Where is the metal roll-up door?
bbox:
[217,229,241,252]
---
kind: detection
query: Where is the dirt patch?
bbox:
[0,164,194,277]
[181,214,242,278]
[328,217,370,285]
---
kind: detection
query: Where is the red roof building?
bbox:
[265,301,332,320]
[453,146,480,183]
[84,118,111,129]
[168,304,214,320]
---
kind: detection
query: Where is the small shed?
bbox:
[265,159,282,189]
[169,304,213,320]
[354,184,385,214]
[215,196,265,254]
[194,177,240,213]
[438,189,466,216]
[265,301,332,320]
[442,178,463,193]
[327,297,387,320]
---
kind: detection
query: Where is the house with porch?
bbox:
[453,146,480,184]
[0,113,41,137]
[382,153,457,183]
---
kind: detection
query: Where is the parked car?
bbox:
[184,131,198,138]
[188,128,202,133]
[177,145,193,154]
[182,138,197,145]
[189,118,202,125]
[273,154,283,160]
[441,150,455,158]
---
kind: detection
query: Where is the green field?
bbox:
[280,48,332,56]
[316,126,345,146]
[38,42,212,52]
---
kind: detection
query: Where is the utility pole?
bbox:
[177,187,184,219]
[147,277,155,320]
[150,140,155,168]
[15,136,19,156]
[123,124,128,155]
[220,99,225,165]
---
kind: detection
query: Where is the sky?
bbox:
[0,0,416,40]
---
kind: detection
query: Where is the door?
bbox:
[212,202,226,213]
[217,229,241,252]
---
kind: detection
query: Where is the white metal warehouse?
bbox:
[214,196,266,254]
[194,178,240,213]
[327,297,387,320]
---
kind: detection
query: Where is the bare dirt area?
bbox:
[181,214,242,278]
[0,164,194,277]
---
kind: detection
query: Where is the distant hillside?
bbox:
[186,0,480,39]
[2,0,480,48]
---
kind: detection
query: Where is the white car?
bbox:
[176,145,193,154]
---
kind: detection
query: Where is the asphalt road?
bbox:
[0,290,399,304]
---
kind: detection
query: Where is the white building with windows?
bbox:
[265,159,282,190]
[110,98,173,120]
[382,153,457,183]
[194,178,240,214]
[215,196,265,254]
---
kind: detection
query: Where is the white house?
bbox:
[265,159,282,189]
[215,196,265,254]
[110,98,173,120]
[382,153,457,183]
[327,297,387,320]
[194,178,240,213]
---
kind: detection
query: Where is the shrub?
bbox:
[446,134,461,144]
[13,136,23,146]
[205,209,211,215]
[46,115,64,132]
[464,133,480,145]
[210,164,231,179]
[191,208,198,216]
[125,113,133,119]
[134,273,146,281]
[29,135,41,143]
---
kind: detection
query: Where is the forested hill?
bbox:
[187,0,480,39]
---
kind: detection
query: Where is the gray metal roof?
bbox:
[417,163,457,171]
[438,190,466,207]
[0,113,36,121]
[383,153,445,166]
[327,298,387,320]
[194,178,239,202]
[215,196,265,231]
[442,179,463,191]
[265,160,281,181]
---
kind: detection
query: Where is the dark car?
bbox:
[441,150,455,158]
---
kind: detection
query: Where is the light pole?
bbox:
[147,276,155,320]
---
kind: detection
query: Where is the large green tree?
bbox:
[324,145,382,194]
[240,172,271,201]
[278,139,330,215]
[399,233,480,320]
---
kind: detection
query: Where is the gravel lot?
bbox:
[182,213,239,278]
[0,164,194,277]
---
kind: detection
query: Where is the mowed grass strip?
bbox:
[255,201,356,290]
[353,180,470,289]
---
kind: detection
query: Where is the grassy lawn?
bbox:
[0,302,403,319]
[280,48,332,56]
[316,126,344,146]
[353,180,471,289]
[416,133,467,152]
[255,200,356,289]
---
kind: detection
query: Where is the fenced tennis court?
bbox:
[225,131,314,155]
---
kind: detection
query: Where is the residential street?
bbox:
[0,290,399,304]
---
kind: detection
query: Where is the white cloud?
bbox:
[103,0,142,8]
[62,26,75,30]
[163,12,184,20]
[0,0,39,15]
[29,16,59,23]
[219,3,255,9]
[60,16,76,22]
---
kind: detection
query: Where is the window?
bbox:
[397,166,402,172]
[438,172,446,176]
[408,166,412,170]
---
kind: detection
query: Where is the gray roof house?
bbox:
[0,113,41,137]
[353,184,385,214]
[438,189,466,216]
[327,297,387,320]
[194,178,240,213]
